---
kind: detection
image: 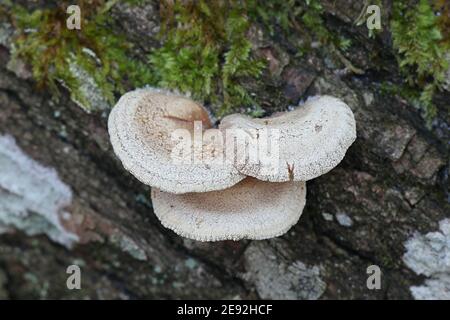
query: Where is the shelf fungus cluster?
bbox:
[108,88,356,241]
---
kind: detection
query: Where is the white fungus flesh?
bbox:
[219,95,357,182]
[151,178,306,241]
[108,88,245,194]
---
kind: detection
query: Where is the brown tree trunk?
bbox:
[0,0,448,299]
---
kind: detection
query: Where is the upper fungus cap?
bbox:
[219,95,356,182]
[108,88,244,194]
[151,177,306,241]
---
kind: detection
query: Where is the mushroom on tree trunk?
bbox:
[108,90,356,241]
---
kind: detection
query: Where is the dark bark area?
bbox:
[0,0,448,299]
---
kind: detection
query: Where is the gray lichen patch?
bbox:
[66,61,110,112]
[109,233,147,261]
[336,212,353,227]
[6,56,32,80]
[0,134,78,248]
[403,219,450,299]
[1,23,32,80]
[242,241,326,300]
[410,275,450,300]
[0,22,13,48]
[403,219,450,277]
[184,258,198,270]
[322,212,334,221]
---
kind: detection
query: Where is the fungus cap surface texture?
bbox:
[219,95,357,182]
[151,178,306,241]
[108,88,245,194]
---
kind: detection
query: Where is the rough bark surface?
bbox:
[0,0,449,299]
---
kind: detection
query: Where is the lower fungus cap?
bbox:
[151,177,307,241]
[108,88,245,194]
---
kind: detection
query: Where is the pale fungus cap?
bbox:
[151,177,307,241]
[219,95,356,182]
[108,88,245,194]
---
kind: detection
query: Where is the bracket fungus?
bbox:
[152,178,306,241]
[219,96,356,182]
[108,89,356,242]
[108,88,244,194]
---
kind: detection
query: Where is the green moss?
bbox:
[248,0,314,42]
[7,1,267,116]
[9,1,153,111]
[248,0,355,60]
[379,81,423,105]
[249,0,447,125]
[301,0,330,43]
[3,0,348,117]
[247,0,300,36]
[391,0,449,124]
[150,0,265,117]
[6,0,447,125]
[113,0,346,116]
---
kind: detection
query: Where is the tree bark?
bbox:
[0,0,448,299]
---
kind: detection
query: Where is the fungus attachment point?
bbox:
[219,96,356,182]
[108,88,244,194]
[151,178,306,241]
